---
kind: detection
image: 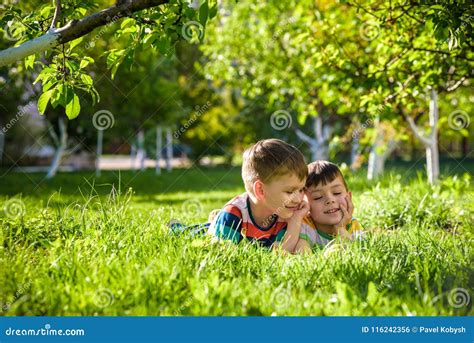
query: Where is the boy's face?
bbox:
[261,173,306,220]
[306,175,348,226]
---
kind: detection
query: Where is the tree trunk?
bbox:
[295,116,331,162]
[46,117,67,179]
[166,127,173,172]
[96,129,103,178]
[130,143,137,170]
[350,134,360,171]
[313,116,330,160]
[0,130,4,166]
[137,130,145,171]
[156,125,162,175]
[426,142,439,184]
[405,88,440,184]
[461,136,468,158]
[367,149,385,180]
[426,89,439,184]
[367,119,397,180]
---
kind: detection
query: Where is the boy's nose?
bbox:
[325,197,335,205]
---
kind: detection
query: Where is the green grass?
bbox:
[0,164,473,316]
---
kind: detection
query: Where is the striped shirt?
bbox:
[208,193,288,248]
[299,216,364,249]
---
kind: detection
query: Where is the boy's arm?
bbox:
[208,205,243,244]
[295,238,312,254]
[277,216,304,253]
[336,192,354,240]
[275,199,310,253]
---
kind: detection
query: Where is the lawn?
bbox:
[1,163,473,316]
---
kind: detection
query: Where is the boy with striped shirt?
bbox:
[208,139,309,251]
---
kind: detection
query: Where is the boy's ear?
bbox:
[253,180,265,201]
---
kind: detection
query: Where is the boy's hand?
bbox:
[337,192,353,230]
[289,196,310,222]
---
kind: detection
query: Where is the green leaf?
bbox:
[80,74,93,87]
[121,27,137,35]
[209,4,218,19]
[69,37,84,51]
[40,5,54,18]
[25,54,35,69]
[65,93,81,119]
[37,89,54,114]
[51,84,71,108]
[121,18,135,30]
[79,56,94,69]
[184,7,195,19]
[199,1,209,27]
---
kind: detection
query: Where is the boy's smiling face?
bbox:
[261,173,306,220]
[306,175,349,226]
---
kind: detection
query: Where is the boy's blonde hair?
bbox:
[306,160,348,190]
[242,139,307,194]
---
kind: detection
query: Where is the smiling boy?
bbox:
[208,139,309,251]
[295,160,363,253]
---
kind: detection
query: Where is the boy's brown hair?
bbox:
[242,139,307,194]
[306,160,348,190]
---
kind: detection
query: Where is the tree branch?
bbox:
[0,0,168,67]
[445,76,467,92]
[411,47,474,62]
[405,115,431,146]
[295,128,313,144]
[384,74,415,102]
[50,0,62,29]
